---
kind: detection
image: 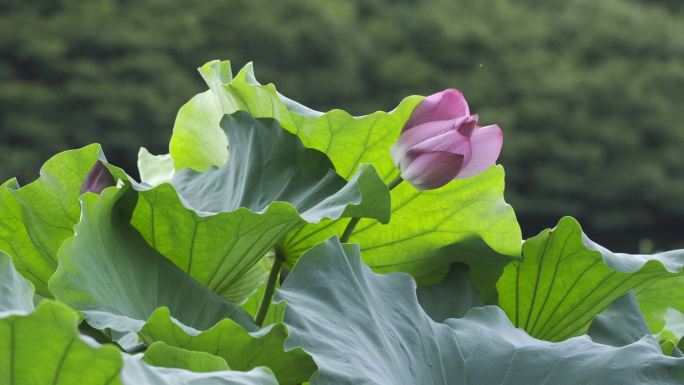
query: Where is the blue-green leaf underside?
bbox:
[171,111,390,223]
[587,292,659,348]
[0,251,34,315]
[416,263,484,322]
[277,237,684,385]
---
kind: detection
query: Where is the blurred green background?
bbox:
[1,0,683,252]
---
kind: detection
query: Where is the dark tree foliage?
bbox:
[1,0,683,251]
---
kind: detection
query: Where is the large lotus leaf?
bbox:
[170,60,421,180]
[168,87,226,172]
[132,111,389,303]
[139,307,315,385]
[221,259,270,306]
[282,166,520,287]
[129,183,294,304]
[0,144,101,295]
[636,276,684,344]
[49,185,256,347]
[169,111,389,222]
[413,236,517,303]
[0,301,124,385]
[168,60,521,284]
[142,342,230,373]
[0,251,34,315]
[497,216,684,342]
[277,237,684,385]
[587,292,659,348]
[121,356,278,385]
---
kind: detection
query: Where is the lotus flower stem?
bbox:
[386,175,404,191]
[340,175,404,243]
[339,218,361,243]
[255,250,285,327]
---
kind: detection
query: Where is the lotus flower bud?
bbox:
[390,89,503,190]
[80,160,115,194]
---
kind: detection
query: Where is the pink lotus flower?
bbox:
[390,89,503,190]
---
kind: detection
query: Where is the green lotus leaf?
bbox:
[130,183,292,305]
[169,111,389,222]
[140,307,315,385]
[170,60,422,180]
[276,237,684,385]
[0,251,34,315]
[131,111,390,303]
[0,301,124,385]
[0,144,101,296]
[0,299,279,385]
[142,342,230,373]
[283,165,520,286]
[48,185,256,347]
[168,60,521,284]
[221,259,270,307]
[661,310,684,350]
[636,276,684,345]
[169,86,226,172]
[497,216,684,342]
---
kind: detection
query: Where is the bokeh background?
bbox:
[1,0,683,252]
